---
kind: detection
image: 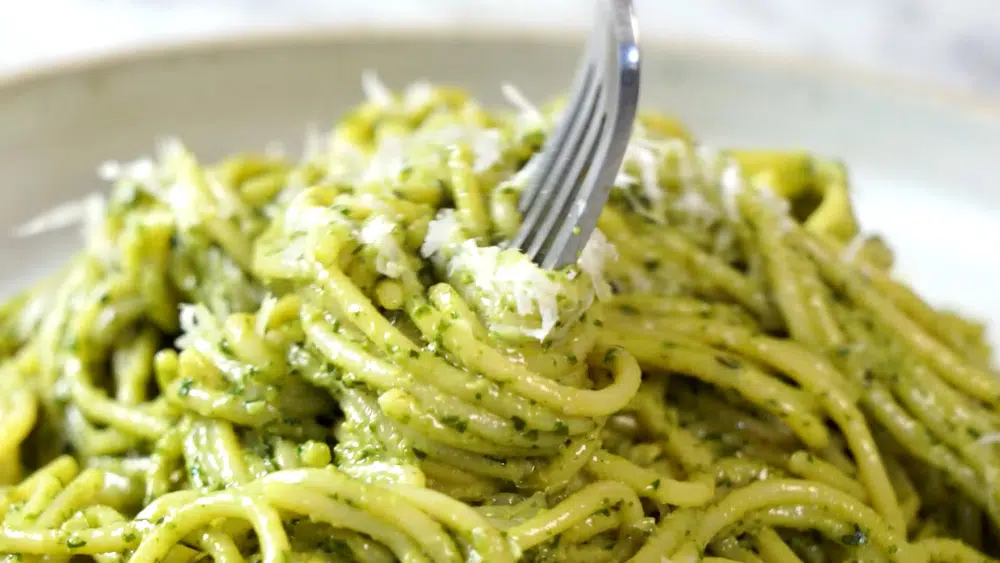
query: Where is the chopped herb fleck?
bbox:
[715,356,741,369]
[604,348,618,364]
[511,416,527,431]
[841,525,869,546]
[440,415,469,433]
[177,378,194,397]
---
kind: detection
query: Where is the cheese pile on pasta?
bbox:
[1,76,998,563]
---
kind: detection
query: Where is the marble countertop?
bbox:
[1,0,999,98]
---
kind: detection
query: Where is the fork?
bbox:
[510,0,641,270]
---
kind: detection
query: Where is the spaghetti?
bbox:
[0,76,997,562]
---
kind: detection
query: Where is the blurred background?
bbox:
[2,0,1000,97]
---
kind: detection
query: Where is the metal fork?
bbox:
[510,0,641,269]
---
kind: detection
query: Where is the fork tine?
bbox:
[516,63,596,217]
[516,72,603,258]
[517,32,603,216]
[542,28,640,268]
[514,30,608,256]
[523,21,613,261]
[511,0,640,270]
[541,122,618,269]
[524,89,609,261]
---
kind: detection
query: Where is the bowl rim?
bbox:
[1,23,998,121]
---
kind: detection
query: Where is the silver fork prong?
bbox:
[516,72,604,258]
[524,90,608,261]
[543,13,640,268]
[511,0,640,270]
[515,63,598,230]
[517,29,603,216]
[515,36,608,255]
[517,65,596,216]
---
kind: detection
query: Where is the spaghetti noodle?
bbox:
[1,76,997,562]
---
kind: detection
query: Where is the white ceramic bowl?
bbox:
[2,30,999,344]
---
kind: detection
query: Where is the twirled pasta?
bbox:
[1,76,998,562]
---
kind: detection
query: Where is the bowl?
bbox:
[2,29,999,345]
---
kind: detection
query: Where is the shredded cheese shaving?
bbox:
[423,210,616,341]
[360,70,394,107]
[13,192,105,239]
[501,82,545,132]
[255,294,278,336]
[358,215,406,278]
[421,209,460,259]
[577,228,617,300]
[842,232,867,263]
[719,160,745,220]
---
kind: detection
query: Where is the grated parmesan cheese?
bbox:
[618,140,663,205]
[255,293,278,336]
[94,137,210,233]
[841,232,867,264]
[421,209,460,259]
[448,240,564,340]
[402,80,434,112]
[674,189,718,221]
[719,160,745,220]
[361,135,408,184]
[98,157,157,186]
[323,137,369,184]
[333,73,514,186]
[13,192,105,238]
[12,191,117,265]
[359,124,504,184]
[358,215,406,278]
[360,70,394,107]
[614,134,688,206]
[283,199,343,234]
[16,288,52,337]
[163,176,202,232]
[501,82,545,130]
[613,169,637,189]
[509,152,542,192]
[204,171,243,221]
[177,302,216,349]
[666,138,695,187]
[577,228,617,300]
[757,184,795,232]
[263,141,287,159]
[470,128,502,173]
[696,144,725,181]
[301,123,326,162]
[977,433,1000,446]
[423,208,617,341]
[416,124,503,173]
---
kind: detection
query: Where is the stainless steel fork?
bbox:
[510,0,641,270]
